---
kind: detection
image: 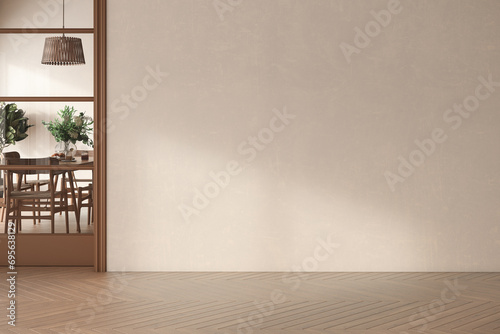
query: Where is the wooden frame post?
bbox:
[94,0,107,272]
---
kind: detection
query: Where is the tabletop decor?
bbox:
[42,105,94,159]
[0,102,34,157]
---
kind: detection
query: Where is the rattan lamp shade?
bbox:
[41,36,85,66]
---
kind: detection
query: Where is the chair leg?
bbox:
[4,198,14,234]
[14,201,20,234]
[74,195,80,233]
[37,195,42,224]
[50,198,55,234]
[78,195,82,226]
[34,184,39,224]
[17,201,21,232]
[61,192,69,234]
[55,175,63,217]
[69,176,80,233]
[4,203,9,234]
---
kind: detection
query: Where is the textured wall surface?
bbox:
[107,0,500,271]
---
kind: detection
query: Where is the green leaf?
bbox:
[16,133,28,141]
[0,103,33,145]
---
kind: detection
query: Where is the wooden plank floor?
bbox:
[0,269,498,333]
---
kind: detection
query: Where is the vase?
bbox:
[55,141,77,160]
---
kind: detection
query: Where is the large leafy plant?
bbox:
[0,102,34,151]
[42,106,94,147]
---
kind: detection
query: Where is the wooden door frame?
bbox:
[0,0,107,272]
[94,0,107,272]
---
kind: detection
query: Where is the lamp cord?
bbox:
[62,0,65,36]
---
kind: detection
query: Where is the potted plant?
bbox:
[0,102,34,157]
[42,106,94,160]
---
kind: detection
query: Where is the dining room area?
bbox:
[0,106,95,236]
[0,0,105,267]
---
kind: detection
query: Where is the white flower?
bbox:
[63,115,70,123]
[84,116,92,122]
[69,131,79,139]
[74,116,83,126]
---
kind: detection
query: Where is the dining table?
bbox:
[0,156,94,170]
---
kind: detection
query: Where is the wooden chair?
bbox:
[78,184,93,225]
[65,150,94,225]
[4,151,50,188]
[2,153,36,224]
[3,151,51,224]
[73,150,94,182]
[4,157,77,234]
[76,150,93,224]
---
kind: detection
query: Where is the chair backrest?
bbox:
[6,157,60,175]
[3,151,21,159]
[2,151,22,187]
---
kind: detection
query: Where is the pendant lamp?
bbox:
[41,0,85,65]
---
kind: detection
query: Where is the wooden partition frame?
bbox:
[0,0,107,272]
[94,0,107,272]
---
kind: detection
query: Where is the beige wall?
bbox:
[107,0,500,271]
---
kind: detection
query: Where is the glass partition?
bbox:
[0,0,93,29]
[0,101,94,234]
[2,102,93,157]
[0,34,93,97]
[0,0,100,268]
